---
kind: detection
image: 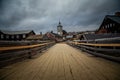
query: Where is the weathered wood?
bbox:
[79,45,120,53]
[0,42,55,68]
[68,41,120,62]
[0,44,120,80]
[77,42,120,47]
[0,42,54,51]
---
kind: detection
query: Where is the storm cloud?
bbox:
[0,0,120,33]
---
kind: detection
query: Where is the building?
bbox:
[96,12,120,34]
[42,32,63,42]
[0,30,35,41]
[26,35,43,41]
[57,21,63,36]
[66,35,73,40]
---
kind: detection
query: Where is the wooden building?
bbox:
[0,30,35,41]
[96,12,120,34]
[26,35,43,41]
[42,32,63,42]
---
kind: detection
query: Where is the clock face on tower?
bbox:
[57,27,62,32]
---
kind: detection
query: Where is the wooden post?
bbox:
[28,52,32,59]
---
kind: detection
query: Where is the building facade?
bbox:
[96,12,120,34]
[0,30,35,41]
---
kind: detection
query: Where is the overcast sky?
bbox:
[0,0,120,34]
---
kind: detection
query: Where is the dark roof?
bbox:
[0,30,35,35]
[62,30,67,35]
[96,15,120,33]
[82,33,120,40]
[107,15,120,24]
[57,21,63,27]
[52,33,62,37]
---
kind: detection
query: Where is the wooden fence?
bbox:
[0,41,55,68]
[68,41,120,62]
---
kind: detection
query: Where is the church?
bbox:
[57,21,67,38]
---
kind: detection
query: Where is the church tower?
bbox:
[57,21,63,36]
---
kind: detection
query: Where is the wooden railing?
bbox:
[68,41,120,62]
[0,42,55,68]
[0,42,54,51]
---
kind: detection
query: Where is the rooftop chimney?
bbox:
[115,12,120,16]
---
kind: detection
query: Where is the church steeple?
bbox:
[57,21,63,36]
[58,20,62,27]
[59,21,61,25]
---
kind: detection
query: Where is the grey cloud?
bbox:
[0,0,120,33]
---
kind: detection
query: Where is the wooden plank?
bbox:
[0,43,120,80]
[77,43,120,47]
[0,42,54,51]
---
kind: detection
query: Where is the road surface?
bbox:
[0,43,120,80]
